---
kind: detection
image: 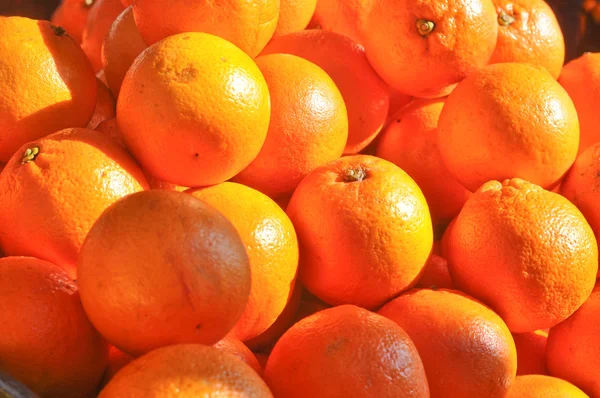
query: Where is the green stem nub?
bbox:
[498,13,515,26]
[21,146,40,164]
[417,19,435,37]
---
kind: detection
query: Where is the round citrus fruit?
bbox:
[308,0,375,44]
[415,252,454,290]
[214,337,263,375]
[513,330,548,376]
[274,0,317,36]
[95,118,125,148]
[87,78,116,129]
[506,375,590,398]
[81,0,124,71]
[50,0,96,43]
[100,346,134,389]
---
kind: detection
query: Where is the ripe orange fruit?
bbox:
[0,257,108,398]
[87,78,116,129]
[0,128,148,278]
[77,190,251,356]
[446,178,598,332]
[286,155,433,309]
[274,0,317,36]
[232,53,347,198]
[437,63,579,192]
[188,182,299,342]
[415,253,454,290]
[50,0,95,43]
[261,30,389,155]
[547,284,600,396]
[513,330,548,376]
[559,52,600,155]
[132,0,280,57]
[489,0,564,79]
[100,346,134,388]
[379,288,517,397]
[308,0,375,44]
[0,17,97,162]
[506,375,590,398]
[102,6,147,96]
[99,344,273,397]
[362,0,498,98]
[145,174,188,192]
[81,0,124,72]
[117,32,270,187]
[95,118,126,148]
[377,98,471,226]
[387,88,412,120]
[214,337,263,375]
[264,305,430,397]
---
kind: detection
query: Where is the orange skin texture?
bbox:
[261,30,390,155]
[214,337,263,376]
[188,182,299,342]
[50,0,96,43]
[274,0,317,36]
[0,17,97,162]
[99,344,273,398]
[379,288,517,398]
[0,128,148,278]
[308,0,375,44]
[447,178,598,333]
[489,0,565,79]
[145,173,188,192]
[506,375,590,398]
[547,284,600,397]
[87,78,116,129]
[512,330,548,376]
[559,53,600,155]
[416,253,454,290]
[95,118,126,148]
[264,305,430,398]
[233,53,348,197]
[102,6,147,97]
[119,0,131,5]
[437,63,580,192]
[0,257,109,398]
[81,0,124,72]
[286,155,433,309]
[363,0,498,98]
[77,190,251,357]
[100,346,134,389]
[133,0,280,57]
[377,98,471,226]
[117,32,270,188]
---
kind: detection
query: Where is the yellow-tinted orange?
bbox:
[506,375,590,398]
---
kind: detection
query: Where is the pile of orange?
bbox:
[0,0,599,397]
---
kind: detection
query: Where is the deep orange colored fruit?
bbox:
[214,337,263,376]
[95,118,126,148]
[490,0,564,79]
[547,284,600,396]
[447,178,598,333]
[133,0,280,57]
[286,155,433,309]
[50,0,96,43]
[261,30,389,154]
[308,0,375,44]
[379,288,517,398]
[513,330,548,376]
[81,0,124,72]
[362,0,498,98]
[377,98,471,226]
[188,182,299,342]
[0,257,108,398]
[77,190,251,356]
[0,17,97,162]
[415,253,454,290]
[102,6,147,96]
[387,88,412,120]
[274,0,317,36]
[99,344,273,397]
[100,346,134,388]
[117,32,270,187]
[0,128,148,278]
[265,305,430,397]
[145,174,188,192]
[506,375,590,398]
[87,78,116,129]
[559,52,600,155]
[438,63,580,191]
[439,217,456,260]
[232,53,347,197]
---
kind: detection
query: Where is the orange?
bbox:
[308,0,375,44]
[261,30,389,155]
[547,284,600,396]
[214,337,263,375]
[387,88,413,121]
[100,346,134,389]
[95,118,126,148]
[489,0,565,79]
[446,178,598,332]
[99,344,273,397]
[362,0,498,98]
[102,6,147,96]
[133,0,280,57]
[264,305,430,397]
[377,98,471,226]
[232,53,347,198]
[0,17,97,162]
[81,0,124,72]
[439,216,456,260]
[415,252,454,290]
[188,182,299,342]
[506,375,590,398]
[119,0,130,5]
[117,32,270,187]
[145,174,188,192]
[0,257,108,398]
[274,0,317,36]
[77,190,251,356]
[559,52,600,155]
[513,330,548,376]
[87,78,116,129]
[50,0,96,43]
[437,63,580,191]
[379,288,517,398]
[286,155,433,309]
[0,128,148,278]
